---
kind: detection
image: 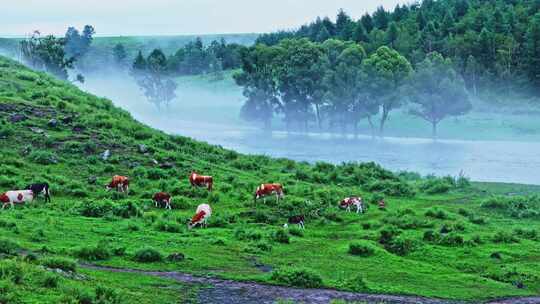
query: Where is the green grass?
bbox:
[0,55,539,302]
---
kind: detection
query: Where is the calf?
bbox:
[1,190,34,209]
[284,215,305,229]
[25,183,51,203]
[189,172,213,191]
[153,192,172,210]
[106,175,129,194]
[254,183,284,203]
[339,197,364,214]
[188,204,212,229]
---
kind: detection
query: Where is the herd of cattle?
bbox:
[0,171,386,230]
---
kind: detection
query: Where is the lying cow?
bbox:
[339,197,364,214]
[153,192,172,210]
[1,190,34,209]
[189,172,213,191]
[254,183,284,203]
[106,175,129,194]
[25,183,51,203]
[188,203,212,229]
[283,215,305,229]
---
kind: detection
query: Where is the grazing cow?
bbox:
[25,183,51,203]
[106,175,129,194]
[153,192,172,210]
[254,183,284,203]
[189,172,213,191]
[1,190,34,209]
[188,204,212,229]
[339,197,364,214]
[283,215,305,229]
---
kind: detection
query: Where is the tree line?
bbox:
[234,39,471,137]
[256,0,540,100]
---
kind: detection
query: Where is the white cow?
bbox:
[339,197,365,214]
[1,190,34,209]
[188,204,212,229]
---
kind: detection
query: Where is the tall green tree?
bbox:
[112,43,127,66]
[408,52,472,138]
[526,13,540,88]
[363,46,412,136]
[20,31,74,80]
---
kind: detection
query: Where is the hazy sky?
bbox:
[2,0,410,37]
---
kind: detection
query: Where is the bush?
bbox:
[424,208,448,219]
[41,257,77,272]
[271,268,323,288]
[420,178,452,194]
[95,285,122,304]
[73,244,111,261]
[0,239,19,255]
[40,272,59,288]
[493,231,519,243]
[513,228,538,240]
[154,220,182,233]
[272,229,290,244]
[384,237,415,256]
[0,279,18,304]
[339,275,369,292]
[348,242,375,257]
[0,260,24,283]
[378,226,400,245]
[76,200,114,218]
[28,150,58,165]
[133,247,163,263]
[439,233,465,247]
[288,227,304,237]
[234,228,263,241]
[112,201,142,218]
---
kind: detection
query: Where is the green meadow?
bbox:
[1,55,539,303]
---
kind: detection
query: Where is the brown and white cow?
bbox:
[254,183,284,203]
[1,190,34,209]
[188,203,212,229]
[106,175,129,194]
[339,197,364,214]
[153,192,172,210]
[189,172,213,191]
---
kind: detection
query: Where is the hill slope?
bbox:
[0,56,540,302]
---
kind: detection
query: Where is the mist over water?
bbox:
[80,71,540,185]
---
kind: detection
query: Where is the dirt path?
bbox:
[81,265,540,304]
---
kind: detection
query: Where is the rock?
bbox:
[151,159,159,165]
[61,116,73,124]
[48,119,58,128]
[138,144,148,153]
[72,125,85,133]
[160,162,174,169]
[129,162,141,169]
[88,176,97,185]
[167,252,185,262]
[101,150,110,161]
[30,127,45,134]
[9,113,27,123]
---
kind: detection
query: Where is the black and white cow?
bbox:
[25,183,51,203]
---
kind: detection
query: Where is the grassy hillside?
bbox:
[1,55,540,302]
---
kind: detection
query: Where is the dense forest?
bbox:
[235,0,540,135]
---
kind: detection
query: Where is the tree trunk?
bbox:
[379,106,389,137]
[367,116,376,138]
[315,103,322,131]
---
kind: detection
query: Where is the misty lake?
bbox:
[82,75,540,185]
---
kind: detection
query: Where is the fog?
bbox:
[78,70,540,185]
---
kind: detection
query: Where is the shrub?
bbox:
[40,272,59,288]
[0,279,18,304]
[112,201,142,218]
[420,178,452,194]
[95,285,122,304]
[133,247,163,263]
[439,233,465,247]
[272,229,290,244]
[384,237,415,256]
[0,239,19,255]
[513,228,538,240]
[493,231,519,243]
[378,226,400,245]
[28,150,58,165]
[288,227,304,237]
[271,268,322,288]
[76,200,114,217]
[339,275,369,292]
[254,241,273,252]
[458,208,470,217]
[154,220,182,233]
[424,208,448,219]
[423,230,440,242]
[41,257,77,272]
[73,244,111,261]
[348,242,375,257]
[0,260,24,283]
[234,228,263,241]
[468,215,487,225]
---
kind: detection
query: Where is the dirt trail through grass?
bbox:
[83,265,539,304]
